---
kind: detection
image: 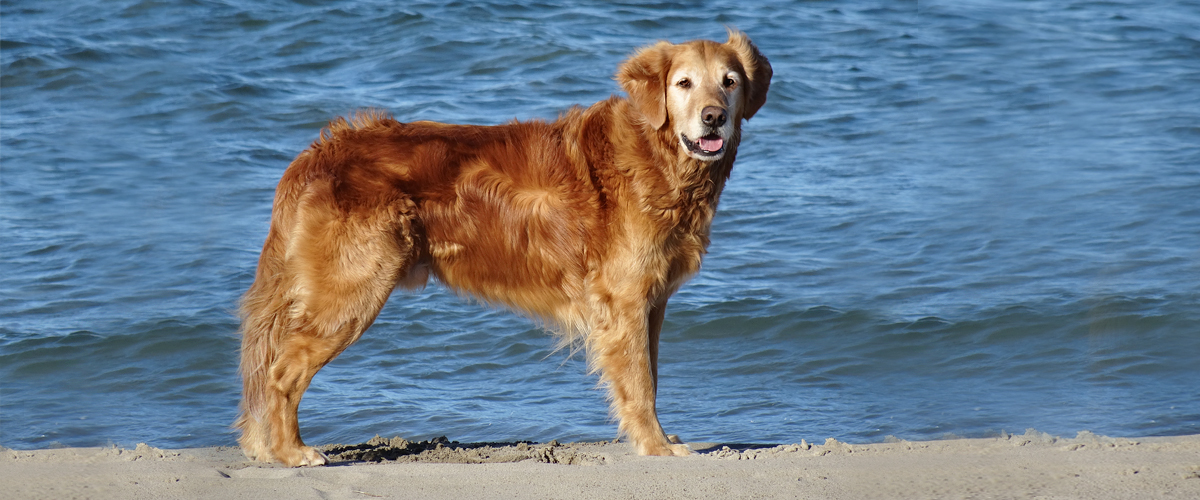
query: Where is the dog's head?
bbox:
[617,29,772,162]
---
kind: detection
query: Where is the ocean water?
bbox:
[3,0,1199,451]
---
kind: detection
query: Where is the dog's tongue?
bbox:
[698,136,723,152]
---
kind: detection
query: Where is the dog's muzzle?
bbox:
[681,105,728,159]
[681,133,725,158]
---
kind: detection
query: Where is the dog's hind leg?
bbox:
[240,182,419,467]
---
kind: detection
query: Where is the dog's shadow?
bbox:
[688,442,780,453]
[315,438,788,466]
[317,437,614,466]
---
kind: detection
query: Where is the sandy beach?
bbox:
[4,430,1198,499]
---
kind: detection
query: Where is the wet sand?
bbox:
[4,430,1198,499]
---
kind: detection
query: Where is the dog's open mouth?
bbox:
[681,133,725,158]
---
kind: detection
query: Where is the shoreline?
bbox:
[4,430,1199,499]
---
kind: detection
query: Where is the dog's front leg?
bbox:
[588,294,691,456]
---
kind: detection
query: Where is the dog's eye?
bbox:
[723,77,737,89]
[677,78,691,89]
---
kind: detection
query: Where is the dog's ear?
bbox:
[617,41,673,130]
[726,29,772,120]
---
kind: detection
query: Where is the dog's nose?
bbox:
[701,106,727,128]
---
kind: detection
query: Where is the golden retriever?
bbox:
[235,29,771,466]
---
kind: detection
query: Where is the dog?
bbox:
[235,29,771,467]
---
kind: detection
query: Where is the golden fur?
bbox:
[235,30,771,466]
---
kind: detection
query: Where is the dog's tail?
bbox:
[234,245,285,429]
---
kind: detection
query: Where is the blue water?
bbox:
[3,0,1199,450]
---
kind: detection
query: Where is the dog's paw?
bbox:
[667,442,694,456]
[241,447,273,463]
[239,440,274,463]
[276,446,329,467]
[301,446,329,466]
[638,440,694,456]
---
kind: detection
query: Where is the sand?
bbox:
[3,430,1198,499]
